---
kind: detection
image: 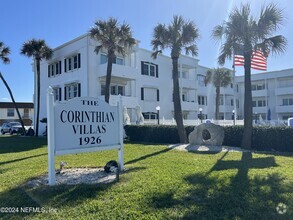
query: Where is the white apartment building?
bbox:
[236,69,293,121]
[36,34,293,134]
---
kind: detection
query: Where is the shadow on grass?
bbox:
[151,152,293,219]
[0,136,47,154]
[0,153,46,167]
[125,147,174,165]
[0,180,116,219]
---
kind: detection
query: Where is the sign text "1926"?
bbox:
[79,136,101,146]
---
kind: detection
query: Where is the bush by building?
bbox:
[124,125,293,152]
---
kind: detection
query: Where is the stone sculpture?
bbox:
[135,106,144,125]
[123,106,131,125]
[188,123,224,146]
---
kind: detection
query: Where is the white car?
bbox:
[1,122,23,134]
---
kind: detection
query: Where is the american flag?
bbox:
[234,49,267,71]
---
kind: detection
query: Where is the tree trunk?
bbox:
[215,86,220,120]
[241,52,253,149]
[0,72,26,135]
[105,51,114,104]
[172,57,187,143]
[35,60,41,137]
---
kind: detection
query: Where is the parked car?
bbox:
[1,122,23,134]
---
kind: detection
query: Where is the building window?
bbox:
[142,112,157,120]
[48,61,62,77]
[53,87,62,101]
[252,83,265,91]
[100,54,124,65]
[198,95,207,105]
[101,84,125,96]
[231,99,234,106]
[141,88,159,101]
[180,70,189,79]
[282,98,293,106]
[7,108,14,117]
[65,83,81,100]
[23,108,29,118]
[236,99,239,108]
[64,53,81,72]
[253,99,267,107]
[197,75,206,87]
[141,61,158,77]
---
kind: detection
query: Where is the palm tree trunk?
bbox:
[0,72,26,135]
[105,51,114,104]
[35,60,41,137]
[241,53,253,149]
[172,57,187,143]
[215,86,220,120]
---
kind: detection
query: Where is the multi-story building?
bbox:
[236,69,293,121]
[0,102,34,126]
[36,34,293,134]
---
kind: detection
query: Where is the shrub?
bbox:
[125,125,293,152]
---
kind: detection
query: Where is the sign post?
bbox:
[47,87,56,185]
[47,87,124,185]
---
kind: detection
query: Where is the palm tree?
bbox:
[21,39,53,137]
[205,68,232,120]
[89,18,136,103]
[151,15,199,143]
[212,3,287,149]
[0,42,26,135]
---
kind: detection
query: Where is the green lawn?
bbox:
[0,136,292,219]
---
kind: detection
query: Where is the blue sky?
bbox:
[0,0,292,102]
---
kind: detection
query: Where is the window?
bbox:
[7,108,14,117]
[100,54,124,65]
[231,99,234,106]
[197,75,206,87]
[219,96,224,105]
[48,61,62,77]
[64,53,81,72]
[181,70,189,79]
[53,87,62,101]
[252,101,256,107]
[141,88,159,101]
[252,83,265,91]
[142,112,157,120]
[282,98,293,106]
[253,99,267,107]
[23,108,29,118]
[198,95,207,105]
[65,83,81,100]
[141,61,158,77]
[101,84,125,96]
[236,99,239,108]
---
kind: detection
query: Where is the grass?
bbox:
[0,136,293,219]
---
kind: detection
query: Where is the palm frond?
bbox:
[185,44,198,57]
[151,50,162,59]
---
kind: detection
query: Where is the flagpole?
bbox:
[232,51,237,123]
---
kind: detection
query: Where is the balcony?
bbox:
[275,87,293,96]
[180,79,196,89]
[97,63,138,80]
[276,105,293,113]
[219,105,234,113]
[252,106,267,113]
[99,95,138,108]
[221,87,234,95]
[252,90,267,97]
[182,101,197,111]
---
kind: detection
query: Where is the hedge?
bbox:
[124,125,293,152]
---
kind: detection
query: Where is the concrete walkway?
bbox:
[169,144,249,153]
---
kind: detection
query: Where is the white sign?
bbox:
[47,87,123,185]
